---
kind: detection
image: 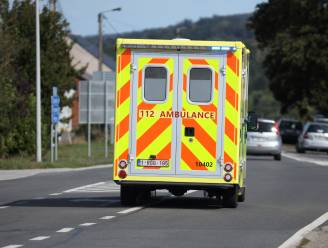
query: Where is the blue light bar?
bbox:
[211,46,236,51]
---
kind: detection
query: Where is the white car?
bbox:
[247,118,282,160]
[296,122,328,153]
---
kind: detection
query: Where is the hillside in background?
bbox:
[79,13,281,118]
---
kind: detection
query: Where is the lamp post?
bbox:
[98,7,121,72]
[36,0,42,162]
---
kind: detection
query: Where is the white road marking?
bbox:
[1,245,23,248]
[117,207,143,214]
[0,206,9,209]
[99,216,115,220]
[282,152,328,167]
[79,222,97,227]
[56,227,74,233]
[63,181,119,193]
[278,211,328,248]
[49,193,62,196]
[29,236,50,241]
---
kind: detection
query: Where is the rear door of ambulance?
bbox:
[129,50,225,180]
[175,53,225,177]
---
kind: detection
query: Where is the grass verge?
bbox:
[0,142,113,170]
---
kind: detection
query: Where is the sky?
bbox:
[57,0,266,36]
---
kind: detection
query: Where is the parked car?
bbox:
[247,118,282,160]
[277,119,303,144]
[296,122,328,153]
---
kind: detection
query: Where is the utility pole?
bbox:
[98,13,103,72]
[49,0,56,12]
[98,7,122,72]
[36,0,42,162]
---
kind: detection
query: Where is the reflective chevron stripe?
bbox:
[224,50,241,179]
[114,48,131,177]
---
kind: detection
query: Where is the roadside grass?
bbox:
[0,142,113,170]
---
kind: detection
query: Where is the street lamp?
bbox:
[98,7,122,72]
[36,0,42,162]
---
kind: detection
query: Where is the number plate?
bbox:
[137,159,169,167]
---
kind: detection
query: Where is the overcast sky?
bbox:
[57,0,266,36]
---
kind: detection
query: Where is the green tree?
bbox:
[249,0,328,117]
[0,0,82,158]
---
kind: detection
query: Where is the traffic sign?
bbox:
[51,95,60,107]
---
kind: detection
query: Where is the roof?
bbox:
[117,38,247,51]
[67,36,115,80]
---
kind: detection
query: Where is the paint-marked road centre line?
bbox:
[56,228,74,233]
[117,207,143,214]
[278,211,328,248]
[79,223,97,227]
[282,152,328,167]
[100,216,115,220]
[29,236,50,241]
[64,182,106,193]
[1,245,23,248]
[0,206,9,209]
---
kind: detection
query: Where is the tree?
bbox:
[249,0,328,117]
[0,0,82,158]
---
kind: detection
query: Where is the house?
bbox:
[59,36,115,133]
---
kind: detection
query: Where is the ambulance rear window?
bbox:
[188,68,213,103]
[144,66,167,102]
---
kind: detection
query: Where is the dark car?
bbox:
[277,119,303,144]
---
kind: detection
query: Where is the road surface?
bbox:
[0,152,328,248]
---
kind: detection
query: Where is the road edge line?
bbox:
[282,152,328,167]
[278,211,328,248]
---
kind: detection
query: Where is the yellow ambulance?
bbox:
[113,38,253,208]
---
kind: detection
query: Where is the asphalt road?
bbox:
[1,153,328,248]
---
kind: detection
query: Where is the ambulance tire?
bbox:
[120,185,137,206]
[222,186,238,208]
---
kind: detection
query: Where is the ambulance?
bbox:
[113,38,254,208]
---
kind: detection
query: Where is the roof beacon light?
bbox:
[211,46,236,51]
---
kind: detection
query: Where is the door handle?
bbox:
[185,127,195,137]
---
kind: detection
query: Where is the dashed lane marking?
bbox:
[29,236,50,241]
[99,216,115,220]
[56,228,74,233]
[49,193,62,196]
[1,245,23,248]
[63,181,119,193]
[117,207,143,214]
[278,211,328,248]
[79,223,97,227]
[0,206,9,209]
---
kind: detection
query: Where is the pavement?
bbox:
[0,148,327,248]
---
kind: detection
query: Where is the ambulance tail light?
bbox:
[224,173,233,182]
[118,170,127,179]
[224,163,233,172]
[118,160,128,169]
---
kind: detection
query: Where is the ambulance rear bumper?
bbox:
[114,180,235,190]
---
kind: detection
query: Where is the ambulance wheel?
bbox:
[222,186,238,208]
[120,185,137,206]
[238,187,246,202]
